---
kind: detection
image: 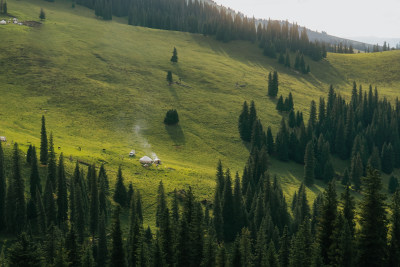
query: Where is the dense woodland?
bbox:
[240,82,400,189]
[0,89,400,265]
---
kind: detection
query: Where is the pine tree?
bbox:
[97,213,109,267]
[358,168,388,267]
[111,206,126,267]
[341,185,356,237]
[176,217,191,267]
[266,126,274,155]
[27,145,33,164]
[171,47,178,63]
[6,143,26,234]
[222,170,235,242]
[350,153,363,190]
[47,133,57,189]
[90,164,99,236]
[279,226,290,267]
[57,153,68,226]
[368,146,381,171]
[276,118,289,161]
[40,115,48,165]
[318,181,337,265]
[29,146,41,201]
[113,166,127,207]
[304,141,315,186]
[65,227,80,267]
[166,71,173,85]
[156,181,167,227]
[0,141,5,231]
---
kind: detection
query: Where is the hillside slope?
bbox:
[1,0,400,223]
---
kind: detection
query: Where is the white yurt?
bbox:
[139,156,153,164]
[153,157,161,164]
[0,20,6,25]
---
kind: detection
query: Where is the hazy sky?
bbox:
[214,0,400,38]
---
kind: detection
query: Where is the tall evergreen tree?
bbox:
[111,206,126,267]
[318,180,337,265]
[57,153,68,226]
[90,164,99,236]
[171,47,178,63]
[40,115,48,165]
[341,185,356,237]
[47,133,57,190]
[29,146,41,200]
[97,213,109,267]
[113,166,127,207]
[358,168,388,267]
[6,143,26,234]
[222,170,235,242]
[156,180,167,227]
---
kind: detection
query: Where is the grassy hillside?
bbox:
[1,0,400,226]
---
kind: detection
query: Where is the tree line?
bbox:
[239,82,400,189]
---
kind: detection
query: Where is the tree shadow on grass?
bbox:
[165,124,186,145]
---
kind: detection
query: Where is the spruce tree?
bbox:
[266,126,274,155]
[65,226,80,266]
[40,115,48,165]
[166,71,173,85]
[279,226,290,267]
[0,141,5,231]
[47,133,57,189]
[341,185,356,237]
[350,153,363,190]
[171,47,178,63]
[39,8,46,20]
[113,166,127,207]
[7,143,26,234]
[156,180,166,227]
[90,164,99,236]
[111,206,126,267]
[97,213,109,267]
[358,168,388,267]
[318,180,337,265]
[57,153,68,226]
[304,141,315,186]
[222,170,235,242]
[29,146,41,200]
[27,144,33,164]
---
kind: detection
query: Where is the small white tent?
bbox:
[139,156,153,164]
[0,20,6,25]
[153,157,161,164]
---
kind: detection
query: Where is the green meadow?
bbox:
[1,0,400,227]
